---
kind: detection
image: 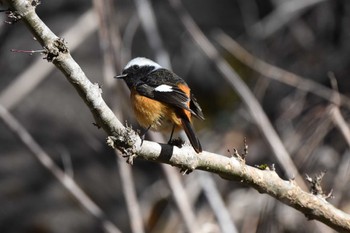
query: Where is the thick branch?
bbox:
[4,0,350,232]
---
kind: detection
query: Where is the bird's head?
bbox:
[115,57,162,88]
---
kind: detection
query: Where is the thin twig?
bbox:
[198,172,239,233]
[328,74,350,147]
[149,132,201,233]
[294,108,333,169]
[162,165,201,233]
[0,8,97,110]
[93,0,120,87]
[332,151,350,206]
[117,155,145,233]
[120,13,139,65]
[327,74,350,207]
[249,0,327,39]
[59,146,74,178]
[0,105,121,233]
[93,1,145,232]
[214,31,350,110]
[133,0,171,68]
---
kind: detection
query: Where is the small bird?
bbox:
[115,57,204,153]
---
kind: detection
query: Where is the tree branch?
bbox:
[4,0,350,232]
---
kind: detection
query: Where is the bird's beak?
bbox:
[114,73,128,79]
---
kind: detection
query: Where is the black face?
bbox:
[119,65,156,89]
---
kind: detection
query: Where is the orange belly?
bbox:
[131,91,183,132]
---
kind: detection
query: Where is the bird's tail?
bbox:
[181,118,202,153]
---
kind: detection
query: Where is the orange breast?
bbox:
[131,90,183,132]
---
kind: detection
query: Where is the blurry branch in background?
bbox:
[0,9,97,110]
[269,0,315,48]
[133,0,171,67]
[93,0,146,232]
[0,105,121,233]
[4,0,350,232]
[250,0,327,39]
[161,165,201,233]
[120,13,139,64]
[214,31,350,110]
[168,0,305,188]
[117,156,145,233]
[198,172,239,233]
[93,0,121,86]
[215,32,350,204]
[328,74,350,147]
[327,75,350,207]
[167,1,349,231]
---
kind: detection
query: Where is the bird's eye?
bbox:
[132,65,140,70]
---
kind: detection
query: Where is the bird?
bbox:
[115,57,204,153]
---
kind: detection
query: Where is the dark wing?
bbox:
[135,70,197,114]
[153,85,191,110]
[135,82,195,114]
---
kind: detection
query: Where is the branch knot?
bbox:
[107,126,141,164]
[306,171,333,200]
[44,37,69,62]
[5,9,22,24]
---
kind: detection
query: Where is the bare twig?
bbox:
[147,131,201,233]
[332,151,350,206]
[133,0,171,67]
[93,0,121,86]
[59,146,74,178]
[293,107,333,169]
[93,1,144,232]
[249,0,327,39]
[120,13,139,65]
[0,8,97,109]
[214,31,350,110]
[162,165,201,233]
[198,172,239,233]
[117,155,145,233]
[10,48,46,54]
[328,74,350,147]
[327,74,350,207]
[0,105,121,233]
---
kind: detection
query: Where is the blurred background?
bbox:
[1,0,350,232]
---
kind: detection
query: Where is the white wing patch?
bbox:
[154,84,173,92]
[124,57,162,71]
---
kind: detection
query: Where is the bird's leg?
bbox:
[168,124,175,144]
[167,125,184,148]
[140,125,152,146]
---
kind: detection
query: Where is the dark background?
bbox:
[1,0,349,232]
